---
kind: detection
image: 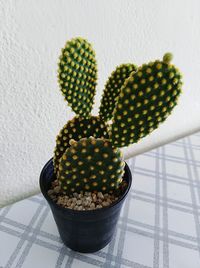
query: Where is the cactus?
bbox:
[58,37,97,117]
[99,63,137,121]
[53,116,109,175]
[58,137,124,194]
[110,53,182,147]
[54,38,183,196]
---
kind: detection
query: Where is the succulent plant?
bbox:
[58,137,124,194]
[110,53,182,147]
[54,37,183,195]
[99,63,137,121]
[53,116,109,176]
[58,37,97,117]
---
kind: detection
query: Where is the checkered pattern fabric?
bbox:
[0,132,200,268]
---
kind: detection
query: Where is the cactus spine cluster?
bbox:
[54,37,183,196]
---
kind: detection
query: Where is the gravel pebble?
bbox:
[102,201,109,207]
[76,200,82,206]
[54,186,61,193]
[48,189,54,195]
[97,192,104,199]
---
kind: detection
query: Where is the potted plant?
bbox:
[40,37,183,253]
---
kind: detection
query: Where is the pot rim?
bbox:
[40,158,132,215]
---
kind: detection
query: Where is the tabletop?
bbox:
[0,131,200,268]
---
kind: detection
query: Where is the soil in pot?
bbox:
[48,179,128,211]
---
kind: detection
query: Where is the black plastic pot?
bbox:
[40,158,132,253]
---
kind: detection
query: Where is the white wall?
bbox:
[1,0,200,207]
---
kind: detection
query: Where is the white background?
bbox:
[0,0,200,206]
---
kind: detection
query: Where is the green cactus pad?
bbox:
[110,53,183,147]
[58,37,97,117]
[58,137,124,194]
[99,64,137,121]
[53,116,109,175]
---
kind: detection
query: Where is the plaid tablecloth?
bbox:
[0,132,200,268]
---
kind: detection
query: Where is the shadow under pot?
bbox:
[39,158,132,253]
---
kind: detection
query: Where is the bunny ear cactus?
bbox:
[54,37,183,197]
[53,116,109,176]
[99,63,137,121]
[58,37,97,117]
[110,53,183,147]
[58,137,124,194]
